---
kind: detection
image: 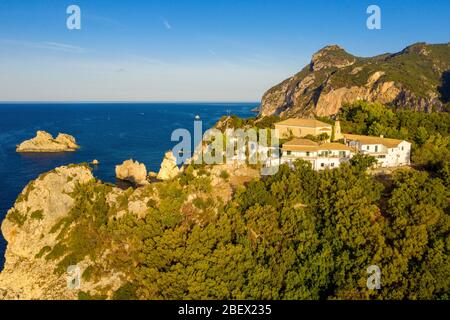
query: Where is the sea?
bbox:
[0,102,257,270]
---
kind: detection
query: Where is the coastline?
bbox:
[0,102,257,271]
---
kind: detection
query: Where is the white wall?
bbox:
[384,141,411,167]
[280,149,353,171]
[282,150,317,157]
[353,141,411,168]
[314,157,342,170]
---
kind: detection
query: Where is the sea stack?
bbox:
[16,131,79,153]
[157,151,180,181]
[115,159,148,186]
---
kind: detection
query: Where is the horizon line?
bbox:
[0,100,260,104]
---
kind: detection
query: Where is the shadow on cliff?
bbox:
[438,70,450,104]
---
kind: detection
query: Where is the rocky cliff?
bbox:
[260,42,450,117]
[0,157,260,299]
[0,165,95,299]
[16,131,79,153]
[0,164,158,299]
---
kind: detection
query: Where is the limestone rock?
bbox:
[260,42,449,117]
[16,131,79,153]
[115,159,148,185]
[157,151,180,181]
[310,45,356,71]
[55,133,78,150]
[0,164,94,299]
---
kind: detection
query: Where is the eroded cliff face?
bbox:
[0,160,260,300]
[260,43,450,117]
[0,165,93,299]
[0,165,130,299]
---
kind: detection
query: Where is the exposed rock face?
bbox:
[0,165,93,299]
[16,131,79,153]
[260,42,450,117]
[115,159,148,185]
[0,160,261,299]
[208,164,260,203]
[310,45,356,71]
[157,151,180,181]
[55,133,79,150]
[0,164,154,300]
[313,80,401,116]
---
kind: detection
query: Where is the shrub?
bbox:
[30,210,44,220]
[78,291,107,300]
[7,209,27,226]
[219,170,230,181]
[35,246,51,259]
[82,265,96,282]
[112,283,138,300]
[16,181,35,203]
[45,243,67,261]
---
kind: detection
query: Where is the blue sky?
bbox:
[0,0,449,102]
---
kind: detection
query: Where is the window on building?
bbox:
[375,145,378,152]
[366,146,370,150]
[287,151,291,156]
[401,146,404,151]
[331,163,335,167]
[321,163,325,167]
[339,151,346,157]
[306,151,310,156]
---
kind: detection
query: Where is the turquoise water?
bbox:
[0,103,256,269]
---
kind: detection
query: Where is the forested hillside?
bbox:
[77,156,450,299]
[1,104,449,300]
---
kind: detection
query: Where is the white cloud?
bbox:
[162,18,172,30]
[41,42,87,53]
[0,39,87,53]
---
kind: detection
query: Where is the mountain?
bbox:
[260,42,450,117]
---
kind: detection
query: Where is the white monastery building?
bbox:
[280,138,354,170]
[343,134,411,168]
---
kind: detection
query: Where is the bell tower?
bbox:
[333,120,343,141]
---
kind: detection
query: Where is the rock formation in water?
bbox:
[16,131,80,153]
[157,151,180,181]
[260,42,450,117]
[115,159,148,185]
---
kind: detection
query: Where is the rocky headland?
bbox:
[0,152,259,299]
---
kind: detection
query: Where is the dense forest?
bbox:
[49,103,449,300]
[73,157,449,300]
